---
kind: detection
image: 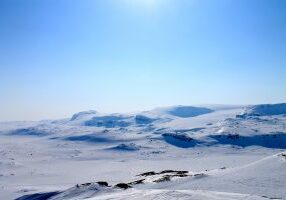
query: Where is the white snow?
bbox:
[242,103,286,116]
[0,104,286,200]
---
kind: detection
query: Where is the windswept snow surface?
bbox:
[242,103,286,116]
[0,104,286,200]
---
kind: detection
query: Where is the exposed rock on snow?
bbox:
[96,182,109,187]
[138,170,189,177]
[114,183,132,189]
[15,170,192,200]
[107,143,142,151]
[137,170,190,183]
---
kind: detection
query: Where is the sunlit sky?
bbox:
[0,0,286,121]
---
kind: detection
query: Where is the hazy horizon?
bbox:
[1,0,286,121]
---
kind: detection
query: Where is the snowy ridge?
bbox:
[241,103,286,116]
[64,105,215,128]
[0,103,286,200]
[70,110,98,121]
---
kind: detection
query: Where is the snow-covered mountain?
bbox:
[64,105,215,128]
[241,103,286,116]
[1,104,286,200]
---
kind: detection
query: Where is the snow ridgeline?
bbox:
[4,103,286,149]
[68,106,214,128]
[240,103,286,117]
[1,103,286,200]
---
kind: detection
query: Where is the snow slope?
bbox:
[14,153,286,200]
[150,152,286,199]
[0,104,286,200]
[241,103,286,116]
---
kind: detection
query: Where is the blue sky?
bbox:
[0,0,286,120]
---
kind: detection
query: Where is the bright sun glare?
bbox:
[140,0,158,7]
[126,0,161,9]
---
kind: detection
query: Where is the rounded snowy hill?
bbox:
[66,106,216,128]
[143,105,214,118]
[241,103,286,116]
[1,103,286,200]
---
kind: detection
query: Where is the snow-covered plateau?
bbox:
[1,104,286,200]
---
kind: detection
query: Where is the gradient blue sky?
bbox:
[0,0,286,120]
